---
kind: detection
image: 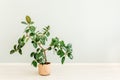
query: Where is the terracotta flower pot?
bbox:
[38,62,51,76]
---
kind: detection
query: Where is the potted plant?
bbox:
[10,16,73,76]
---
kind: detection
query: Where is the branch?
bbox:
[38,43,45,50]
[38,43,47,62]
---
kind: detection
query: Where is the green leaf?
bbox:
[54,38,59,47]
[40,37,46,45]
[18,38,22,44]
[30,32,35,36]
[14,45,17,50]
[46,32,50,37]
[26,16,31,24]
[50,37,59,47]
[36,48,40,52]
[68,53,73,59]
[17,37,25,49]
[34,54,40,60]
[18,43,25,49]
[21,35,25,41]
[62,47,67,52]
[32,60,37,67]
[46,26,50,30]
[10,50,15,54]
[30,21,34,24]
[60,51,64,57]
[18,49,22,55]
[30,52,35,57]
[61,57,65,64]
[44,36,47,41]
[18,37,25,46]
[38,50,45,59]
[41,49,44,52]
[32,42,37,48]
[21,21,27,25]
[19,42,25,48]
[35,36,40,42]
[39,51,43,57]
[48,47,52,50]
[30,26,36,32]
[50,38,55,46]
[38,58,45,64]
[67,48,73,53]
[43,28,47,31]
[41,40,45,45]
[25,29,29,33]
[60,40,65,47]
[17,45,21,49]
[66,43,72,48]
[57,50,61,55]
[37,58,43,63]
[39,57,45,64]
[57,50,64,57]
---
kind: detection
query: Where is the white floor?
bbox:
[0,63,120,80]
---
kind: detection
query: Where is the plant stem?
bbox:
[38,43,47,63]
[38,43,45,50]
[43,50,47,63]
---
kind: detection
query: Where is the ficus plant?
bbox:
[10,16,73,67]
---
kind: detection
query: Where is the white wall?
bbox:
[0,0,120,63]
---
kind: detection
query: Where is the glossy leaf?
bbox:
[66,43,72,48]
[68,53,73,59]
[18,38,22,44]
[30,52,35,57]
[26,16,31,23]
[37,58,43,63]
[36,48,40,52]
[21,35,25,41]
[30,32,35,36]
[30,21,34,24]
[60,40,65,47]
[34,54,40,60]
[32,60,37,67]
[14,45,17,50]
[25,29,29,33]
[35,36,40,42]
[47,47,52,50]
[46,32,50,37]
[18,49,22,55]
[10,50,15,54]
[61,57,65,64]
[21,21,27,25]
[30,26,36,32]
[32,42,37,48]
[57,49,64,57]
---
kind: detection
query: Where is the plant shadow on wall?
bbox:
[10,16,73,76]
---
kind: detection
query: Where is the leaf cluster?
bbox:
[50,37,73,64]
[30,48,45,67]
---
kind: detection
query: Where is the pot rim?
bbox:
[39,62,51,65]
